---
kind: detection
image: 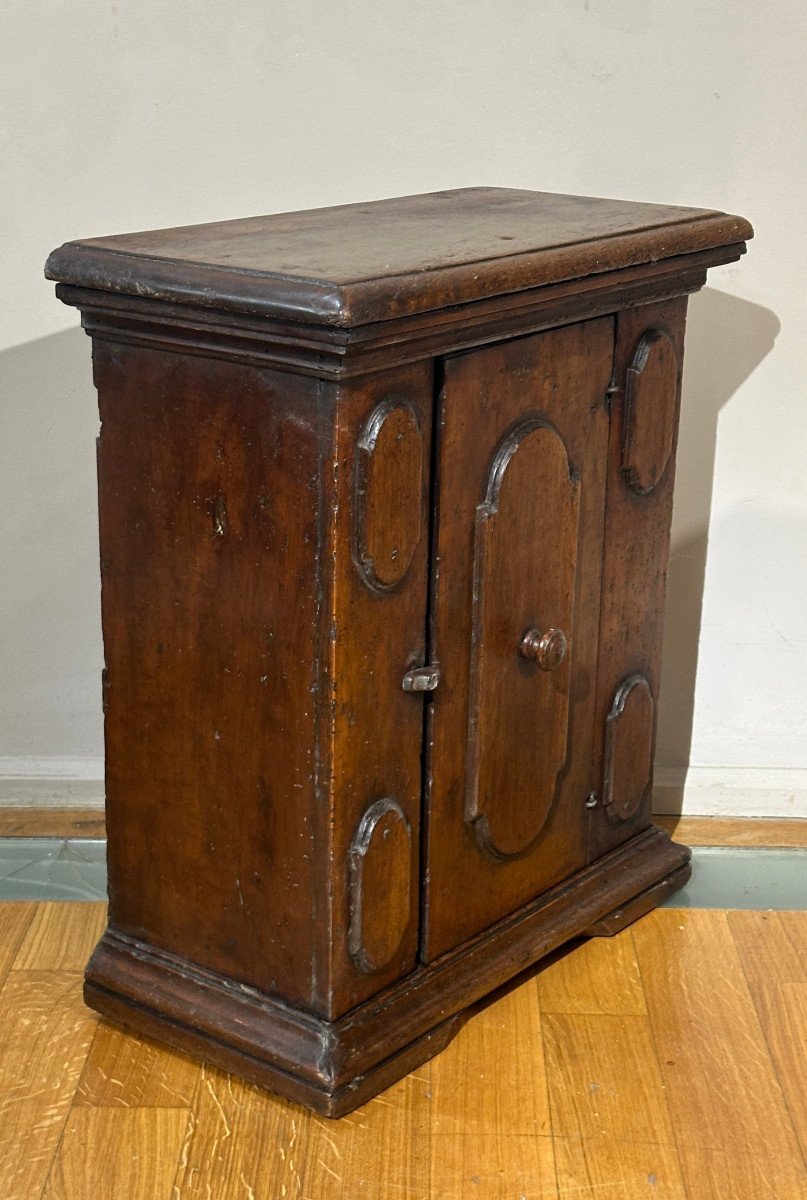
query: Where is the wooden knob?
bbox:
[519,627,567,671]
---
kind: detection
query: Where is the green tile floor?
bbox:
[0,839,804,908]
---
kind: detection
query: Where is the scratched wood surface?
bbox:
[1,902,805,1200]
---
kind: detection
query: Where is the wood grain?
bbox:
[13,902,106,972]
[588,298,688,863]
[0,809,105,838]
[173,1065,432,1200]
[429,978,556,1197]
[44,188,751,1111]
[74,1023,200,1109]
[542,1010,676,1144]
[0,904,804,1198]
[425,318,613,957]
[46,187,752,328]
[537,928,647,1017]
[633,909,806,1189]
[655,815,807,848]
[554,1136,686,1199]
[0,902,35,987]
[0,971,96,1200]
[42,1107,189,1200]
[728,911,807,1165]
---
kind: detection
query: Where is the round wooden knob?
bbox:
[519,627,568,671]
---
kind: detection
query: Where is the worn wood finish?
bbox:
[95,343,328,1011]
[4,903,806,1199]
[622,328,678,494]
[83,827,689,1115]
[322,360,433,1015]
[45,188,751,1114]
[425,318,612,956]
[467,419,580,861]
[603,674,655,823]
[587,297,689,864]
[46,188,752,327]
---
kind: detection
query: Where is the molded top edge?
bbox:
[45,187,753,328]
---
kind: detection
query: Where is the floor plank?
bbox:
[0,902,36,988]
[676,1144,807,1200]
[0,810,106,839]
[542,1010,676,1145]
[12,902,106,972]
[553,1136,686,1199]
[728,911,807,1167]
[74,1022,201,1109]
[633,909,806,1193]
[0,971,97,1200]
[429,980,556,1197]
[301,1073,432,1200]
[655,815,807,848]
[537,929,647,1017]
[1,901,806,1198]
[173,1063,433,1200]
[42,1107,190,1200]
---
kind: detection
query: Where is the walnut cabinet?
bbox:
[46,188,752,1115]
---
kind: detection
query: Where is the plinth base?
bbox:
[84,824,690,1117]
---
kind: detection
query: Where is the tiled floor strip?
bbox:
[0,839,805,906]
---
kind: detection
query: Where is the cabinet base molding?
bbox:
[85,824,689,1117]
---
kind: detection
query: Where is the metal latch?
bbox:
[402,664,441,693]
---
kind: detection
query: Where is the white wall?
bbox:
[2,1,805,813]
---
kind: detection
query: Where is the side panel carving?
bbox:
[348,798,412,974]
[603,674,655,823]
[466,418,580,860]
[622,328,678,494]
[353,399,424,591]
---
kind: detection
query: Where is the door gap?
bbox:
[416,357,445,965]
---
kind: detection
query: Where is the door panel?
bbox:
[587,298,688,863]
[467,419,580,860]
[423,319,613,960]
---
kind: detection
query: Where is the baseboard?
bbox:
[653,766,807,819]
[0,758,105,807]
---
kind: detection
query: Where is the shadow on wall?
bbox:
[0,326,103,759]
[655,286,780,803]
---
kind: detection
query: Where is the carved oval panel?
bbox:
[353,400,424,592]
[622,328,678,495]
[466,418,580,860]
[603,674,655,823]
[348,798,412,974]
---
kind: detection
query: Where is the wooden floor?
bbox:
[1,902,805,1199]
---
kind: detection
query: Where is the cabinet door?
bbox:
[423,318,613,960]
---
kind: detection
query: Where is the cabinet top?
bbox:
[46,187,752,329]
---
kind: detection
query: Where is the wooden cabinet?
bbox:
[46,187,752,1116]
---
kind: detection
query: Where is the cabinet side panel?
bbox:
[588,297,688,860]
[95,342,327,1008]
[320,361,433,1018]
